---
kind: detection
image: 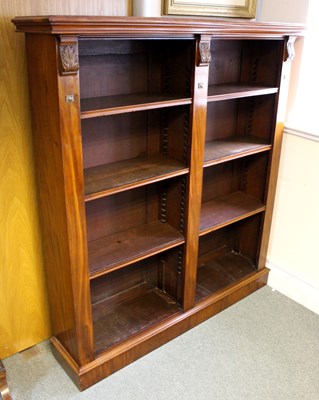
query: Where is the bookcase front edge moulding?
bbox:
[12,16,304,390]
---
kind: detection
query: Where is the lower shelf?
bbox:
[196,252,256,301]
[51,267,268,391]
[92,288,180,355]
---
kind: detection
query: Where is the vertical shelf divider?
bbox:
[183,35,210,311]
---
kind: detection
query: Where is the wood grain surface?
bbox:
[0,0,131,359]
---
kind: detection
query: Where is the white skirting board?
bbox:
[266,259,319,315]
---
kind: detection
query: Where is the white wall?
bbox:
[267,133,319,314]
[257,0,309,22]
[258,0,319,314]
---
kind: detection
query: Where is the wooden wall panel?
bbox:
[0,0,131,359]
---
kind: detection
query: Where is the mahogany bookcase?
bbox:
[12,16,303,390]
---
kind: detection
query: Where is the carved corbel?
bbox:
[58,36,79,76]
[285,36,297,62]
[198,35,212,66]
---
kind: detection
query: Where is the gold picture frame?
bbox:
[163,0,257,19]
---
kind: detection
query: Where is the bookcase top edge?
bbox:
[12,16,305,37]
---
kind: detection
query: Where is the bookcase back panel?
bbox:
[90,261,157,307]
[202,153,269,203]
[79,39,194,100]
[205,100,237,141]
[240,40,285,86]
[82,106,190,170]
[205,95,277,143]
[196,214,262,300]
[90,248,181,307]
[85,178,184,242]
[209,39,284,87]
[209,41,242,85]
[91,249,181,353]
[236,214,264,266]
[197,214,262,267]
[235,95,278,142]
[81,53,147,97]
[82,113,148,168]
[162,106,191,165]
[86,187,151,241]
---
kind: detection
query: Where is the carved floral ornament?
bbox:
[199,41,211,66]
[59,40,79,75]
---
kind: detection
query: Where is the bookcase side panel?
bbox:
[256,39,288,270]
[25,33,94,365]
[57,36,94,365]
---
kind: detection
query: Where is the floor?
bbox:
[2,286,319,400]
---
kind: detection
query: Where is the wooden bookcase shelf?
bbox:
[81,93,192,118]
[199,191,265,235]
[207,84,278,102]
[88,220,185,278]
[204,136,271,167]
[84,154,189,201]
[12,15,303,390]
